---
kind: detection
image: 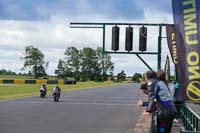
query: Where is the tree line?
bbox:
[1,45,146,82]
[21,45,114,81]
[55,47,114,81]
[0,69,17,75]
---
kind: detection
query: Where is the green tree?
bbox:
[132,73,142,82]
[55,59,65,79]
[80,47,100,81]
[63,46,114,81]
[0,69,17,75]
[96,47,114,81]
[117,70,126,82]
[21,45,48,79]
[35,65,47,78]
[0,69,7,75]
[64,47,80,81]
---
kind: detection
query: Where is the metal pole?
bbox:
[136,54,153,70]
[103,51,158,55]
[102,25,106,81]
[69,22,171,72]
[70,22,173,26]
[158,25,162,70]
[103,24,105,52]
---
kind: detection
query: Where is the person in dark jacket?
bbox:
[146,70,177,133]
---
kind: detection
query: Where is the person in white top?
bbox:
[40,83,47,98]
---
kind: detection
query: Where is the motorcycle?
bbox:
[53,92,60,102]
[40,90,46,98]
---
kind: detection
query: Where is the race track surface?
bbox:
[0,83,146,133]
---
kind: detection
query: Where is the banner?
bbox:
[172,0,200,101]
[166,25,186,101]
[164,55,170,81]
[166,25,179,82]
[166,25,178,65]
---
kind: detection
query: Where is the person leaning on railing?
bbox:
[145,70,177,133]
[137,82,149,109]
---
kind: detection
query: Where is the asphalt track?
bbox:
[0,83,146,133]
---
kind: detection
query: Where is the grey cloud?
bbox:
[0,0,145,21]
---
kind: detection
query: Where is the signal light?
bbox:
[139,26,147,51]
[125,26,133,51]
[111,25,119,51]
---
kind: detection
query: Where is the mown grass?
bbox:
[0,75,34,79]
[0,81,121,100]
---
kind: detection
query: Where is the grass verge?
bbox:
[0,81,121,100]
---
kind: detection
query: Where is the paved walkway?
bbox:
[132,108,151,133]
[136,112,181,133]
[171,121,182,133]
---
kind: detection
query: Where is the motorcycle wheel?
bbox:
[54,95,57,102]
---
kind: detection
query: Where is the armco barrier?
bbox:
[36,80,47,84]
[3,79,14,84]
[14,79,25,84]
[64,80,77,84]
[25,80,36,84]
[58,80,64,85]
[47,80,58,84]
[180,104,200,133]
[0,79,76,85]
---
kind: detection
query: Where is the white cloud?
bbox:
[0,15,103,75]
[0,3,174,76]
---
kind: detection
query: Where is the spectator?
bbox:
[137,82,149,107]
[157,69,168,86]
[137,82,153,118]
[145,70,177,133]
[173,82,184,123]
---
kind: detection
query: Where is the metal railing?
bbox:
[180,104,200,133]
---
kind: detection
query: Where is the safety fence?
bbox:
[0,79,76,85]
[180,104,200,133]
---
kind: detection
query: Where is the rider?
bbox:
[40,83,47,97]
[52,85,62,97]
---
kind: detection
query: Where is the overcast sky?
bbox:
[0,0,174,76]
